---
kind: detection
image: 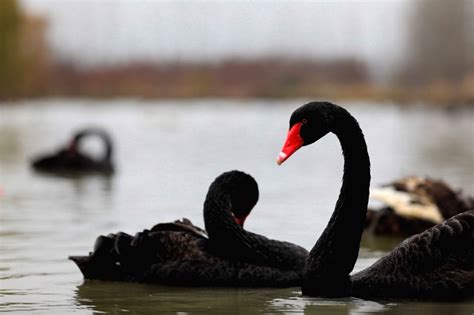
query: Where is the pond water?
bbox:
[0,99,473,314]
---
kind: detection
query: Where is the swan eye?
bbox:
[301,119,308,125]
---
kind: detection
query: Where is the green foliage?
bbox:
[0,0,23,97]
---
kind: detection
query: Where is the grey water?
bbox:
[0,99,473,314]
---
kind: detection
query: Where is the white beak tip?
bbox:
[276,152,287,165]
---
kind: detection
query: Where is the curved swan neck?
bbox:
[74,129,113,162]
[101,136,113,162]
[203,185,276,266]
[304,107,371,296]
[97,135,113,162]
[204,190,242,240]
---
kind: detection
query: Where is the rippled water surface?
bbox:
[1,100,473,314]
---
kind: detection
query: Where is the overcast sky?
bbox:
[21,1,411,79]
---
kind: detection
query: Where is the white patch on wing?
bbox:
[370,187,443,224]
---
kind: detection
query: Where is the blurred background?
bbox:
[1,0,473,104]
[1,1,474,314]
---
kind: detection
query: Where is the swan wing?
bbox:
[351,210,474,300]
[69,226,208,281]
[151,218,208,239]
[70,229,303,286]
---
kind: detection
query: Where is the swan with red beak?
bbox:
[277,121,305,165]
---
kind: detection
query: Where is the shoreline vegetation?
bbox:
[2,58,473,107]
[1,0,473,107]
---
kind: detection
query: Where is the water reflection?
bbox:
[30,171,114,192]
[75,281,297,314]
[272,297,474,315]
[360,233,405,252]
[75,281,391,314]
[76,280,474,315]
[269,296,389,314]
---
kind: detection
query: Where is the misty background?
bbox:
[1,2,474,313]
[1,0,473,103]
[23,1,406,76]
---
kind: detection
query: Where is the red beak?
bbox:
[276,122,304,165]
[234,216,247,227]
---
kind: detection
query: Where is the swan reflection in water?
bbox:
[74,281,295,314]
[73,280,381,314]
[74,281,474,314]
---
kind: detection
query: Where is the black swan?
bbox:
[276,101,473,300]
[366,176,474,236]
[70,170,308,287]
[32,128,114,175]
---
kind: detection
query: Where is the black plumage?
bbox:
[32,128,114,175]
[352,211,474,300]
[70,171,308,287]
[278,102,473,300]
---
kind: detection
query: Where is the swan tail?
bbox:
[70,230,164,281]
[69,235,126,281]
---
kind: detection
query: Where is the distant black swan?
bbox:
[276,102,473,300]
[70,171,308,287]
[366,176,474,236]
[32,128,114,175]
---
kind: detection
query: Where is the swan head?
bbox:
[277,102,334,165]
[210,170,259,227]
